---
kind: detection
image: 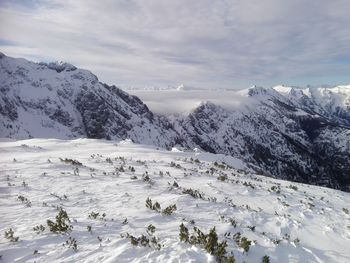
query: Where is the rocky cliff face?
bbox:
[0,53,182,148]
[173,86,350,191]
[1,53,349,191]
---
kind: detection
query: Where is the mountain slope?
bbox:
[174,86,350,191]
[0,52,182,148]
[1,53,350,191]
[1,138,349,263]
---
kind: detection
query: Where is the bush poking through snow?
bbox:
[125,232,161,250]
[162,204,177,215]
[288,185,298,191]
[59,158,82,166]
[248,225,255,232]
[33,225,45,234]
[182,188,204,199]
[179,223,189,242]
[217,175,227,181]
[146,197,161,212]
[145,197,177,215]
[293,238,300,245]
[233,232,252,252]
[225,256,235,263]
[17,195,31,207]
[88,211,106,220]
[239,237,251,252]
[47,208,73,234]
[270,185,281,194]
[64,237,78,252]
[179,224,234,262]
[4,228,19,242]
[262,255,270,263]
[88,211,99,219]
[147,224,156,235]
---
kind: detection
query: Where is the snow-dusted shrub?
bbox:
[59,158,82,166]
[179,224,233,262]
[270,185,281,194]
[145,197,161,212]
[239,237,251,252]
[242,181,255,189]
[217,175,227,181]
[4,228,19,242]
[179,223,189,242]
[88,211,106,220]
[182,188,204,199]
[47,208,73,234]
[262,255,270,263]
[125,232,161,250]
[33,224,45,234]
[214,161,226,169]
[162,204,177,215]
[233,232,252,252]
[147,224,156,235]
[64,237,78,252]
[288,185,298,191]
[17,195,31,207]
[145,197,177,215]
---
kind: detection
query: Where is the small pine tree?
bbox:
[239,237,251,252]
[147,224,156,235]
[4,228,19,242]
[162,204,177,215]
[215,240,227,260]
[47,208,73,234]
[262,255,270,263]
[179,223,189,242]
[146,197,153,209]
[205,227,218,254]
[226,255,235,263]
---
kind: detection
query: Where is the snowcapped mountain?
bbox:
[0,52,181,148]
[1,53,350,191]
[174,85,350,191]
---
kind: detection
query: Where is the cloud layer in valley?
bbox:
[1,0,350,89]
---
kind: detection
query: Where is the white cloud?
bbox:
[1,0,350,88]
[126,88,251,115]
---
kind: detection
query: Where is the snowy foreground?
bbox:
[0,139,349,263]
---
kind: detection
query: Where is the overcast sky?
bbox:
[1,0,350,89]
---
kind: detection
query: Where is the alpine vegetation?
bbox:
[0,139,349,262]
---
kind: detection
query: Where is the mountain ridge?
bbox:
[1,53,349,191]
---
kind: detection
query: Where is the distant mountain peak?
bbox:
[39,61,77,73]
[1,54,350,191]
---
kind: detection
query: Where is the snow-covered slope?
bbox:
[1,138,349,263]
[1,53,350,192]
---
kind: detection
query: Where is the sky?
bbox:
[1,0,350,89]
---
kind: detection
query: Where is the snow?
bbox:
[271,85,293,95]
[1,138,349,263]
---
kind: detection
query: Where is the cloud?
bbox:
[126,88,251,115]
[1,0,350,88]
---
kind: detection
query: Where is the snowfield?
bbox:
[0,138,349,263]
